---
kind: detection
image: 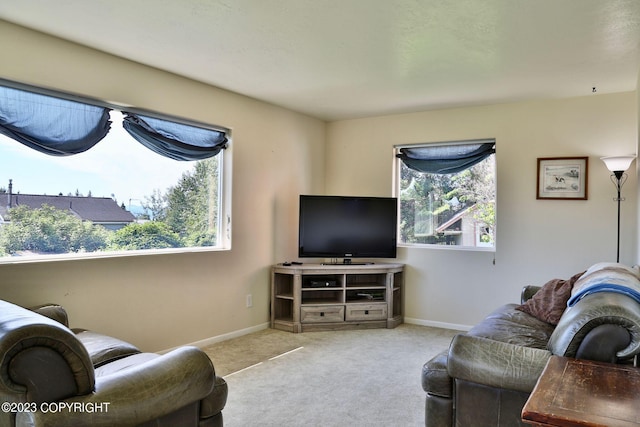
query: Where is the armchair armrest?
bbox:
[16,346,216,427]
[0,301,94,403]
[549,292,640,361]
[447,334,551,393]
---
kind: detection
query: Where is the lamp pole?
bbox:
[612,171,624,263]
[601,155,635,264]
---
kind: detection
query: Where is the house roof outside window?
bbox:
[0,193,135,229]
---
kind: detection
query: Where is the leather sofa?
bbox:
[422,262,640,426]
[0,300,228,427]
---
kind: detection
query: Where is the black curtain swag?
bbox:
[122,113,227,161]
[397,142,495,174]
[0,85,227,161]
[0,86,111,156]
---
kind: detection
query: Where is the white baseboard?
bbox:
[160,322,270,353]
[404,317,471,332]
[162,319,468,354]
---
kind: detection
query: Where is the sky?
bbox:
[1,112,196,210]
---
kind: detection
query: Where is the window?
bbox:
[394,140,496,248]
[0,82,231,261]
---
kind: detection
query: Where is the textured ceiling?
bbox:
[1,0,639,120]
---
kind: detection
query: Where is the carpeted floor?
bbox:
[202,324,459,427]
[202,328,313,377]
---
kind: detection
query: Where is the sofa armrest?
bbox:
[16,346,216,427]
[447,334,551,393]
[549,292,640,361]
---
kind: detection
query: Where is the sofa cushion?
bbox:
[94,352,159,377]
[468,304,555,349]
[73,329,142,367]
[516,271,584,325]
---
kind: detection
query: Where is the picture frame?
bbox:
[536,157,588,200]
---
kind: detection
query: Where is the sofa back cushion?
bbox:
[516,271,584,325]
[468,304,555,349]
[29,303,69,327]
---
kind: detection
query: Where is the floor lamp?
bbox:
[601,155,636,262]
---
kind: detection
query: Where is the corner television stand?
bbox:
[271,263,404,333]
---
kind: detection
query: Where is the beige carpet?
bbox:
[202,324,459,427]
[202,328,315,377]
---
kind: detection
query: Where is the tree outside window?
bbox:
[396,143,496,248]
[0,86,229,260]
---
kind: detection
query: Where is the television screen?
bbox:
[298,195,398,260]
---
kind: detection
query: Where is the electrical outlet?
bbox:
[246,294,252,308]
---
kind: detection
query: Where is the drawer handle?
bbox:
[365,310,369,315]
[320,312,325,317]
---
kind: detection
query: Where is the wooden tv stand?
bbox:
[270,263,404,333]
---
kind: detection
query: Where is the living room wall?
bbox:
[326,92,638,328]
[637,70,640,262]
[0,20,325,351]
[0,20,637,347]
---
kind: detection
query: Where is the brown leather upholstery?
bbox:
[72,329,142,367]
[28,303,70,327]
[423,284,640,426]
[0,300,227,427]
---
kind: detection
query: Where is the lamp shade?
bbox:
[601,156,636,172]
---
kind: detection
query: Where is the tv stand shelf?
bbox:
[271,263,404,333]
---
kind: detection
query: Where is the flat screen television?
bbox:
[298,195,398,262]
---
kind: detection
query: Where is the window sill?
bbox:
[398,243,495,252]
[0,246,230,265]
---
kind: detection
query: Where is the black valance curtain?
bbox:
[0,86,111,156]
[397,141,495,174]
[122,113,228,161]
[0,85,228,161]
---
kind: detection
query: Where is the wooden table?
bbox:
[522,356,640,426]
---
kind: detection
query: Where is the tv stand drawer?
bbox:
[345,303,387,321]
[301,305,344,323]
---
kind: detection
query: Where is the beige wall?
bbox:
[637,69,640,263]
[0,21,325,351]
[327,93,638,328]
[0,20,638,345]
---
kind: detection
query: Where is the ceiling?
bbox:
[1,0,639,121]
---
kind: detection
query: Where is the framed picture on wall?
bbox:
[536,157,588,200]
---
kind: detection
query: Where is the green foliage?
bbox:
[143,188,167,221]
[109,221,183,250]
[451,156,496,231]
[399,155,495,245]
[0,157,221,256]
[109,157,220,250]
[0,204,109,254]
[163,157,219,246]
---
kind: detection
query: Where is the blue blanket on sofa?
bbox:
[567,263,640,307]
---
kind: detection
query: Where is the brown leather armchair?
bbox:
[0,300,227,427]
